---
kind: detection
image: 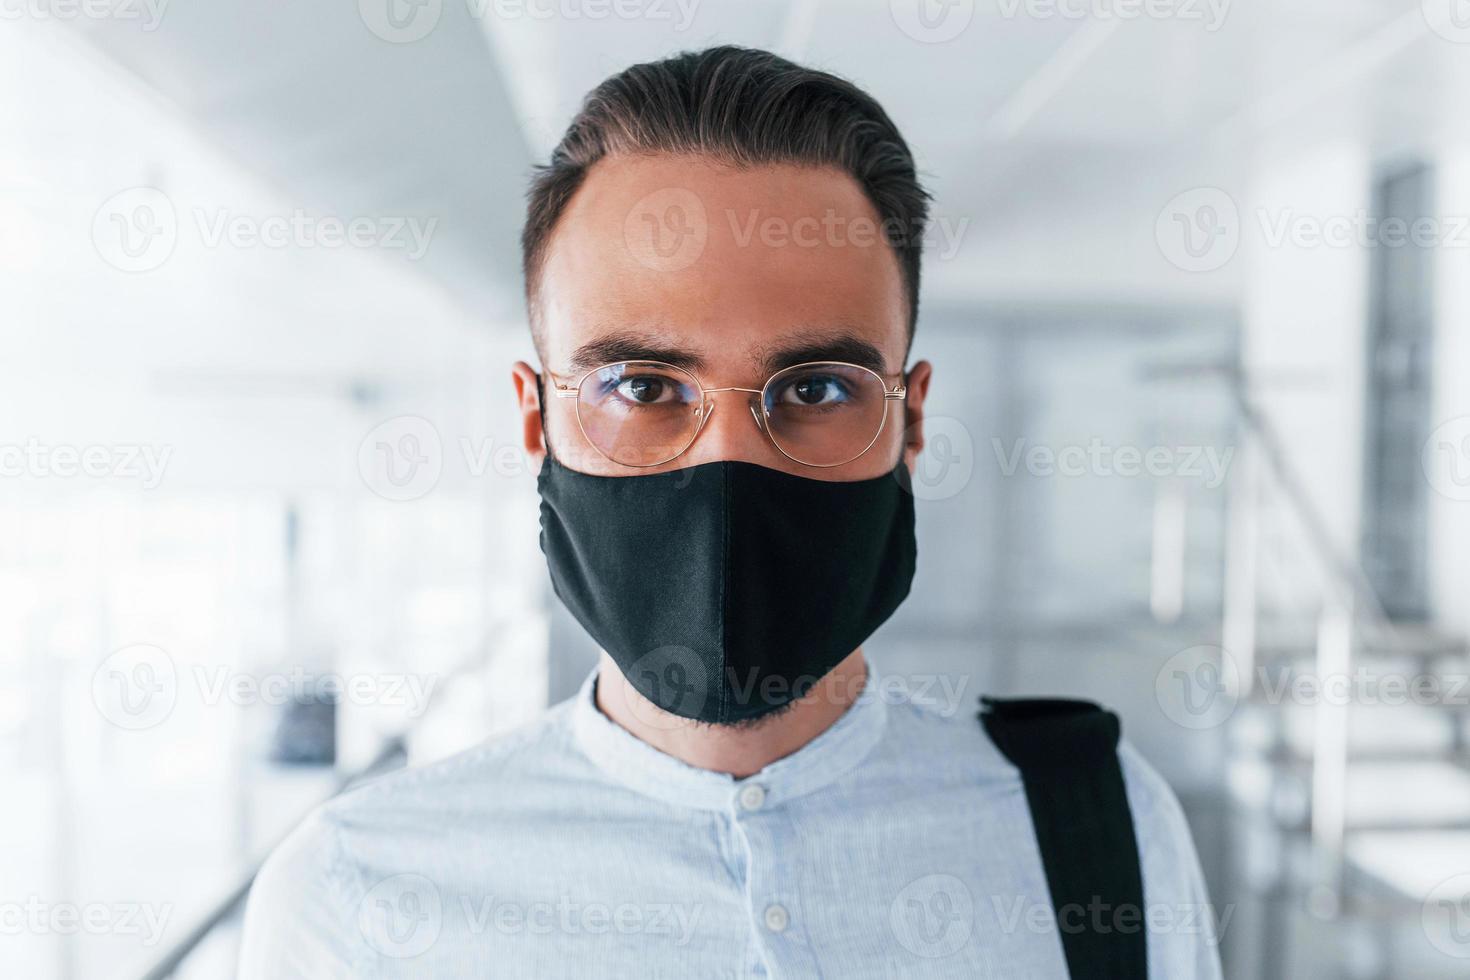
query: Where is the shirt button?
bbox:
[737,783,766,811]
[763,904,789,933]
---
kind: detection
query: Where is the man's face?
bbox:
[514,154,931,480]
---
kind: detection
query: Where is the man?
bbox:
[241,46,1221,978]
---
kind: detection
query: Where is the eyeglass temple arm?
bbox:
[542,372,579,399]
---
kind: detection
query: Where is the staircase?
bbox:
[1197,366,1470,980]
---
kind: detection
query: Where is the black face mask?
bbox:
[537,455,917,724]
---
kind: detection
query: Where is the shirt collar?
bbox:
[569,661,889,812]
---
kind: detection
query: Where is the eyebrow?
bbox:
[563,328,893,379]
[565,332,709,375]
[756,332,890,375]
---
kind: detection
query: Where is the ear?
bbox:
[511,361,547,472]
[900,359,933,474]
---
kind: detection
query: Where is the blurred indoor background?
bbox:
[4,1,1470,976]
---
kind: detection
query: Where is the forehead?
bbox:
[536,154,908,376]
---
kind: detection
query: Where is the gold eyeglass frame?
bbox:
[546,359,908,469]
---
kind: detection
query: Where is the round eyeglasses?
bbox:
[546,360,908,468]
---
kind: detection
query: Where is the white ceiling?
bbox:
[2,0,1465,494]
[51,0,1470,318]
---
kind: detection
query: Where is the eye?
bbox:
[614,375,679,405]
[777,374,850,407]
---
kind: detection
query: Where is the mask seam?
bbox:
[719,462,731,724]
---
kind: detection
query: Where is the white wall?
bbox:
[1241,139,1373,609]
[1428,148,1470,636]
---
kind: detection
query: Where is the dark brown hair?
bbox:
[521,45,930,345]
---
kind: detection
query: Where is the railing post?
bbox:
[1150,479,1188,624]
[1222,441,1259,698]
[1310,600,1353,901]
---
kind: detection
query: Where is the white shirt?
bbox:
[240,662,1224,978]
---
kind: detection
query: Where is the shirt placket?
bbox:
[728,783,822,979]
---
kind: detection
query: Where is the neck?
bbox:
[594,650,869,778]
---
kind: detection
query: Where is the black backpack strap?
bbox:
[979,696,1148,980]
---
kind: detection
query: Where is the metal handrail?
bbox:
[1143,360,1399,638]
[1228,376,1388,898]
[131,637,500,980]
[134,737,407,980]
[1143,360,1409,901]
[1227,384,1396,637]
